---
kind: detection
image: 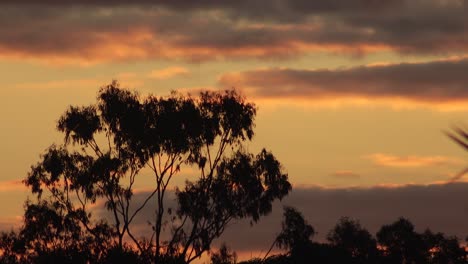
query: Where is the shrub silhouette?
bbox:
[244,209,467,264]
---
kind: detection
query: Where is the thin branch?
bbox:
[261,237,278,263]
[128,188,158,224]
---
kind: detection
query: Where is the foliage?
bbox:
[251,211,467,264]
[275,206,314,255]
[327,217,378,263]
[377,218,427,263]
[0,81,291,263]
[210,244,237,264]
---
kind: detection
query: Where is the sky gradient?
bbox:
[1,0,467,260]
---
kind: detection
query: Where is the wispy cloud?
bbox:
[0,216,23,230]
[365,153,463,168]
[13,79,105,90]
[13,78,144,90]
[148,67,189,80]
[330,170,360,179]
[0,180,26,192]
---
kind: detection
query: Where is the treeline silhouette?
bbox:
[2,206,466,263]
[0,83,466,264]
[237,207,467,264]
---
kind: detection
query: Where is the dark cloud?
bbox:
[0,0,465,62]
[220,182,468,253]
[219,58,468,103]
[91,182,468,255]
[2,182,467,255]
[1,0,401,9]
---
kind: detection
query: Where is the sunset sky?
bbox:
[1,0,468,260]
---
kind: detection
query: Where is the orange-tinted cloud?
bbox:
[218,58,468,107]
[0,1,466,63]
[0,180,26,192]
[13,77,144,91]
[0,216,22,230]
[330,170,361,179]
[148,67,189,80]
[13,79,105,90]
[365,153,463,168]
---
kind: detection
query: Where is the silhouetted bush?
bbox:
[249,208,467,264]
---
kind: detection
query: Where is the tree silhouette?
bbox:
[377,218,428,264]
[422,230,467,264]
[252,212,467,264]
[0,231,25,264]
[2,81,291,263]
[275,206,314,262]
[327,217,379,263]
[210,243,237,264]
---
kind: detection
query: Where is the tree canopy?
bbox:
[0,81,291,263]
[254,209,467,264]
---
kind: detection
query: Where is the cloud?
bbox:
[0,216,22,231]
[13,79,105,90]
[0,180,26,192]
[148,67,189,80]
[365,153,463,168]
[447,167,468,182]
[219,182,468,256]
[3,181,468,260]
[0,0,410,16]
[13,78,144,91]
[218,58,468,106]
[0,0,466,63]
[330,170,361,179]
[87,181,468,259]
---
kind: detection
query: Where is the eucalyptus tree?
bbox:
[22,81,291,263]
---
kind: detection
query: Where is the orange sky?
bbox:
[1,0,467,260]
